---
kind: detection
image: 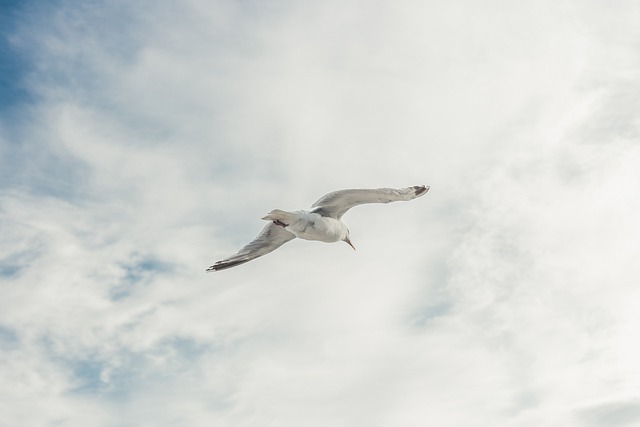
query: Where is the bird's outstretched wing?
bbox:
[310,185,429,219]
[207,222,296,271]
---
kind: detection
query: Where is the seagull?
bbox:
[207,185,430,271]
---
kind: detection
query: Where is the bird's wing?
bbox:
[310,185,429,219]
[207,222,296,271]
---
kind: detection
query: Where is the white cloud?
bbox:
[1,0,640,426]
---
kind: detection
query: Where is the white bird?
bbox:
[206,185,430,271]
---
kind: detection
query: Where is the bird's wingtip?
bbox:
[206,262,224,272]
[413,185,430,196]
[206,258,252,272]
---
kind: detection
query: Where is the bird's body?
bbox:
[264,210,349,243]
[207,185,429,271]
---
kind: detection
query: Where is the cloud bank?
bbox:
[1,1,640,426]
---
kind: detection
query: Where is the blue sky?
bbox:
[2,1,640,426]
[0,1,29,111]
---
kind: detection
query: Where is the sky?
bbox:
[1,0,640,426]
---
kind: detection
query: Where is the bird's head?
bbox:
[343,230,356,250]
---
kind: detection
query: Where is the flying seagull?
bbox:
[207,185,430,271]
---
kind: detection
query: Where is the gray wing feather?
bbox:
[207,222,296,271]
[311,185,429,219]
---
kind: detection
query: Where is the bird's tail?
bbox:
[261,209,297,226]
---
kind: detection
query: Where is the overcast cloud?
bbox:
[1,0,640,426]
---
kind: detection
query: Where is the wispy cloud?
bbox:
[1,0,640,426]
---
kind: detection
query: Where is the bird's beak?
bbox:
[345,237,356,250]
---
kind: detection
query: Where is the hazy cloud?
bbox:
[1,1,640,426]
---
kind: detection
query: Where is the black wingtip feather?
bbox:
[206,258,252,272]
[413,185,429,196]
